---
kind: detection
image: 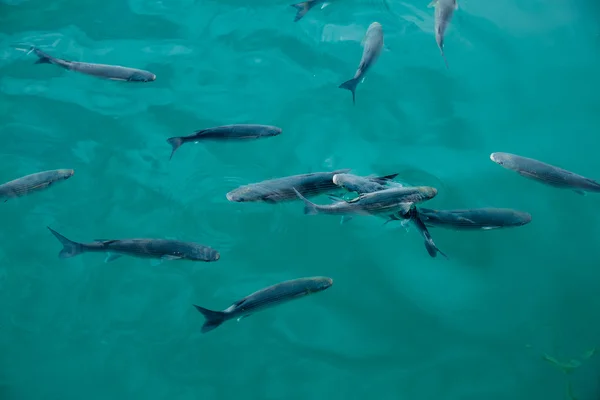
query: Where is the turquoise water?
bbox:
[2,0,600,398]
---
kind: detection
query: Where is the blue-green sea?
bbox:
[2,0,600,399]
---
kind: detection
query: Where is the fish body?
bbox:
[333,172,401,194]
[226,169,350,203]
[0,169,74,201]
[417,207,532,230]
[294,186,437,217]
[429,0,457,68]
[490,152,600,194]
[194,276,333,333]
[31,47,156,82]
[47,227,220,262]
[291,0,330,22]
[407,207,447,258]
[339,22,384,104]
[167,124,282,160]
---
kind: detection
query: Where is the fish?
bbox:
[428,0,458,69]
[407,207,448,258]
[28,47,156,82]
[47,227,220,262]
[332,172,401,194]
[490,152,600,195]
[166,124,282,160]
[226,169,351,203]
[339,22,384,105]
[0,169,74,202]
[293,186,437,218]
[290,0,330,22]
[417,207,532,230]
[193,276,333,333]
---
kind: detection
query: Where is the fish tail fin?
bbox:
[424,239,448,259]
[441,50,449,69]
[47,226,83,259]
[338,78,359,105]
[291,2,311,22]
[193,305,226,333]
[292,187,319,215]
[166,137,183,160]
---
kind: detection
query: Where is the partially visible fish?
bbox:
[417,207,532,230]
[0,169,74,202]
[226,169,350,203]
[290,0,330,22]
[194,276,333,333]
[332,172,401,194]
[408,207,448,258]
[28,47,156,82]
[490,152,600,195]
[47,227,220,262]
[166,124,282,160]
[428,0,458,69]
[339,22,384,105]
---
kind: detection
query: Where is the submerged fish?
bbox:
[47,227,220,262]
[417,207,532,230]
[194,276,333,333]
[0,169,74,201]
[428,0,457,69]
[294,186,437,218]
[226,169,350,203]
[333,172,401,194]
[290,0,330,22]
[407,207,447,258]
[166,124,282,160]
[339,22,384,105]
[490,152,600,195]
[29,47,156,82]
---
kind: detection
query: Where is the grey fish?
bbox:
[167,124,282,160]
[290,0,330,22]
[226,169,351,203]
[339,22,384,105]
[29,47,156,82]
[194,276,333,333]
[407,207,448,259]
[333,172,401,194]
[490,152,600,195]
[47,227,220,262]
[428,0,458,69]
[293,186,437,218]
[0,169,74,202]
[417,207,532,230]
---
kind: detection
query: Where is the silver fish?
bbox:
[417,207,532,230]
[166,124,282,160]
[290,0,330,22]
[293,186,437,218]
[429,0,458,69]
[30,47,156,82]
[339,22,384,105]
[333,172,401,194]
[226,169,350,203]
[47,227,220,262]
[407,207,448,258]
[490,152,600,195]
[0,169,74,201]
[194,276,333,333]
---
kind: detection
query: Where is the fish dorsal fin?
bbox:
[95,239,118,245]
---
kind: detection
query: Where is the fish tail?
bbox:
[338,78,359,105]
[31,47,53,64]
[441,50,449,69]
[424,239,448,259]
[291,2,312,22]
[166,137,184,160]
[47,226,84,259]
[193,305,226,333]
[292,187,319,215]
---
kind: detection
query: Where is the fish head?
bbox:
[511,210,532,226]
[332,173,353,188]
[226,185,270,202]
[189,246,220,262]
[368,22,383,34]
[417,186,438,201]
[307,277,334,293]
[263,126,283,137]
[128,71,156,82]
[490,152,520,172]
[57,169,75,181]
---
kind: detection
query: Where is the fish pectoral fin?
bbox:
[95,239,118,245]
[340,216,353,224]
[161,254,183,261]
[456,217,476,224]
[398,202,413,214]
[236,314,251,322]
[104,253,123,263]
[573,189,586,196]
[427,0,438,8]
[328,194,346,203]
[454,0,459,10]
[517,170,539,179]
[321,2,330,9]
[262,196,277,204]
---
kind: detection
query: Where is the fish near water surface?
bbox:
[0,169,74,201]
[47,227,220,262]
[407,207,448,258]
[226,169,350,203]
[490,152,600,195]
[332,172,401,194]
[194,276,333,333]
[428,0,458,69]
[339,22,384,105]
[29,47,156,82]
[166,124,282,160]
[291,0,330,22]
[417,207,532,230]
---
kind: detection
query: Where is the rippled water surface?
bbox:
[2,0,600,399]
